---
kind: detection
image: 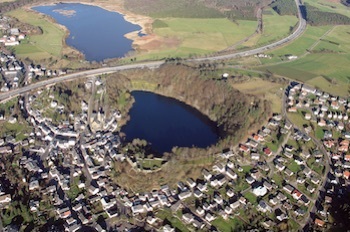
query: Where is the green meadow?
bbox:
[136,18,257,60]
[7,9,66,60]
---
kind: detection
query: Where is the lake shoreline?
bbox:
[26,0,156,60]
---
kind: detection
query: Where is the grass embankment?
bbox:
[6,9,82,68]
[231,77,285,114]
[135,18,257,60]
[257,8,298,45]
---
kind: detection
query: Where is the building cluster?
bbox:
[0,78,349,231]
[0,52,24,91]
[287,83,350,227]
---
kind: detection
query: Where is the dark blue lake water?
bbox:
[33,3,142,62]
[121,91,219,154]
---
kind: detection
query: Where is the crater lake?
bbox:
[121,91,220,154]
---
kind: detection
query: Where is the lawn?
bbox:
[272,173,283,186]
[139,158,164,169]
[315,126,325,140]
[287,160,301,173]
[257,7,298,46]
[244,191,258,205]
[156,209,190,232]
[136,18,257,60]
[287,111,309,129]
[212,216,245,232]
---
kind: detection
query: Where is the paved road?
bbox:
[0,0,306,102]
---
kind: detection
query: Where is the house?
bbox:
[187,178,196,188]
[213,163,226,173]
[239,144,250,153]
[246,176,255,184]
[196,207,205,216]
[284,169,294,177]
[305,113,311,120]
[263,181,273,191]
[292,190,302,200]
[252,186,268,197]
[230,201,240,210]
[0,194,11,204]
[226,168,237,180]
[182,213,194,224]
[343,170,350,180]
[251,153,260,161]
[205,213,216,222]
[131,204,145,214]
[315,218,325,227]
[288,107,297,113]
[283,185,294,194]
[178,190,192,200]
[257,200,272,213]
[193,189,204,198]
[202,169,212,181]
[276,163,285,171]
[276,192,287,201]
[263,148,273,156]
[307,185,315,193]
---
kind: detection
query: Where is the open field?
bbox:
[231,77,285,113]
[260,25,332,64]
[135,18,257,60]
[258,53,350,83]
[255,25,350,95]
[312,25,350,53]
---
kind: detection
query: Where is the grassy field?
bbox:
[6,9,80,67]
[231,77,285,114]
[7,9,64,58]
[136,18,257,60]
[306,76,349,97]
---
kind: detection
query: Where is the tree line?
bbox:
[271,0,350,26]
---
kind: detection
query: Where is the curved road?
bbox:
[0,0,306,102]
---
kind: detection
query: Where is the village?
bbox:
[0,59,348,232]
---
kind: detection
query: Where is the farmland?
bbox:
[254,24,350,96]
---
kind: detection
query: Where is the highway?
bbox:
[0,0,306,102]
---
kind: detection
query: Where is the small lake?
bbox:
[33,3,142,62]
[121,91,219,154]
